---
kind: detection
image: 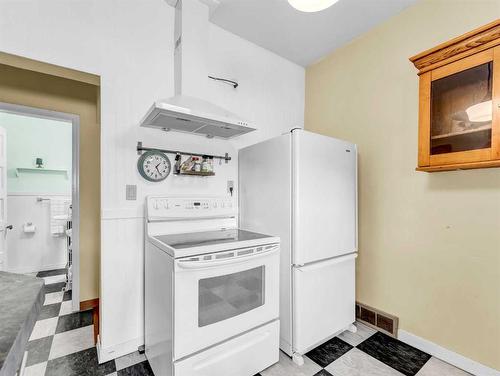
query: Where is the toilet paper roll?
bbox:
[23,223,36,233]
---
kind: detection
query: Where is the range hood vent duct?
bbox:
[139,0,255,139]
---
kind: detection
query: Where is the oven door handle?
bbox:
[176,245,279,270]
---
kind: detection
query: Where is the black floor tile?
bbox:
[46,348,115,376]
[305,337,352,368]
[55,310,93,334]
[44,282,66,293]
[117,360,154,376]
[63,289,72,301]
[314,370,334,376]
[37,303,61,320]
[357,332,431,376]
[26,336,53,366]
[36,268,67,278]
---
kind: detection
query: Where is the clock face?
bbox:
[138,151,171,182]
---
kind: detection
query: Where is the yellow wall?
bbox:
[305,0,500,370]
[0,62,100,302]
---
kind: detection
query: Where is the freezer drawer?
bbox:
[174,320,279,376]
[292,253,356,354]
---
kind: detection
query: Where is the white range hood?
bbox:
[139,0,255,139]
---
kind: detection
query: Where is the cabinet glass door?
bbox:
[430,61,493,156]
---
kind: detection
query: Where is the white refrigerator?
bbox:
[239,129,358,364]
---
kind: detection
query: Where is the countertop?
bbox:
[0,272,44,376]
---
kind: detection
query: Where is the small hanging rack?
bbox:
[136,142,231,163]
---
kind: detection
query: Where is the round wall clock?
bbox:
[137,151,171,182]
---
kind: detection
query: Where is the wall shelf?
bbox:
[174,171,216,177]
[431,124,492,140]
[16,167,69,178]
[136,141,231,163]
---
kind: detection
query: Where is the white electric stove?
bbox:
[145,196,280,376]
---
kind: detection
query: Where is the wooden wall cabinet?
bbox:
[410,20,500,172]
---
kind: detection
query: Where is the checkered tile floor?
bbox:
[256,323,471,376]
[25,269,471,376]
[24,269,153,376]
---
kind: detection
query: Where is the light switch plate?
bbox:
[126,185,137,200]
[227,180,234,196]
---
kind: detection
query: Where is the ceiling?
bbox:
[208,0,417,66]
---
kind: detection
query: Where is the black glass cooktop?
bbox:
[154,229,272,249]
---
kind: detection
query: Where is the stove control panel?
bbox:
[147,196,236,219]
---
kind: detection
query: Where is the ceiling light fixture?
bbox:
[288,0,339,13]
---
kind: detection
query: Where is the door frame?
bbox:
[0,101,81,312]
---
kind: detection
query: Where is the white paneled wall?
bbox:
[6,194,69,273]
[0,0,305,361]
[100,217,144,359]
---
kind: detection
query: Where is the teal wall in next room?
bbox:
[0,112,72,194]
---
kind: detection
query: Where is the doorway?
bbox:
[0,102,80,312]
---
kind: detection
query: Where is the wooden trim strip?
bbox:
[429,148,491,166]
[410,20,500,72]
[416,159,500,172]
[492,46,500,160]
[0,51,100,86]
[80,298,99,311]
[430,49,493,81]
[417,72,431,167]
[80,298,99,344]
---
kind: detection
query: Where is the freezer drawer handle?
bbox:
[297,252,357,272]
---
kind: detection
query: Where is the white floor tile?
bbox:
[44,291,64,305]
[325,348,405,376]
[29,317,58,341]
[261,351,321,376]
[23,361,47,376]
[48,325,94,360]
[115,351,147,371]
[44,274,66,285]
[416,357,472,376]
[59,300,73,316]
[337,321,377,347]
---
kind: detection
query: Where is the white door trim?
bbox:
[0,102,81,313]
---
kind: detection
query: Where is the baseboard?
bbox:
[7,263,66,275]
[96,335,144,364]
[80,298,99,311]
[398,329,500,376]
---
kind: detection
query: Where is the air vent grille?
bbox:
[355,302,399,337]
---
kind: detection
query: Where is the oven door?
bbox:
[173,244,279,359]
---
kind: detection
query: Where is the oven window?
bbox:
[198,266,265,327]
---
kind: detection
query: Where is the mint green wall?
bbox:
[0,112,72,194]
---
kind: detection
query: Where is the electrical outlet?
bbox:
[126,185,137,200]
[227,180,234,196]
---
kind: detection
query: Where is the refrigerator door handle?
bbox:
[295,253,357,272]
